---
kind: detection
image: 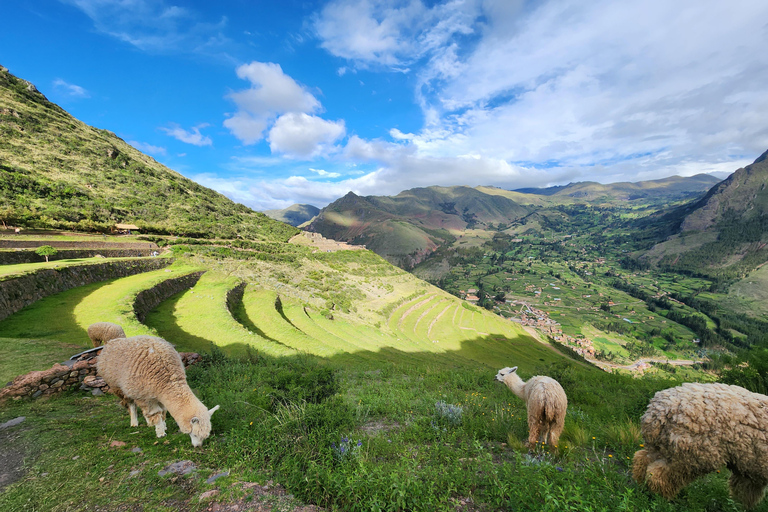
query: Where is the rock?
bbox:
[110,441,126,448]
[82,376,106,388]
[0,416,25,430]
[199,489,220,501]
[91,388,104,396]
[206,471,229,484]
[129,470,141,477]
[131,446,142,453]
[158,460,196,477]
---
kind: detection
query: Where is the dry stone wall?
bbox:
[0,350,201,403]
[0,258,172,322]
[133,271,206,322]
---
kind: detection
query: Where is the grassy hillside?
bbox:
[263,203,320,227]
[643,150,768,281]
[0,68,297,241]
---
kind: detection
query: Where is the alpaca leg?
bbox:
[646,457,698,499]
[528,419,542,447]
[128,401,139,427]
[729,471,768,510]
[632,449,651,484]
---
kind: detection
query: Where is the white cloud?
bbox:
[60,0,232,56]
[309,168,342,178]
[268,113,346,158]
[310,0,768,192]
[128,140,166,156]
[160,123,213,146]
[52,78,90,98]
[224,61,324,146]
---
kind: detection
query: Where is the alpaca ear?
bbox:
[209,405,220,416]
[191,417,199,424]
[510,366,518,373]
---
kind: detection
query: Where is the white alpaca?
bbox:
[87,322,126,347]
[97,335,219,447]
[496,366,568,447]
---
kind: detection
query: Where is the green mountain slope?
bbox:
[643,150,768,281]
[0,67,297,241]
[515,174,721,202]
[308,186,532,268]
[263,203,320,227]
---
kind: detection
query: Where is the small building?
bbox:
[113,223,140,234]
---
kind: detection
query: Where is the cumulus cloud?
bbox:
[160,123,213,146]
[52,78,90,98]
[224,61,348,158]
[268,113,346,158]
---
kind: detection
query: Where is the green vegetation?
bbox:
[0,68,298,241]
[33,245,57,262]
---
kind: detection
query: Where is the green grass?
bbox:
[0,261,202,345]
[1,350,756,512]
[0,337,82,384]
[0,256,153,279]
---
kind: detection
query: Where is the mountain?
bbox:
[0,66,297,241]
[515,174,722,202]
[262,204,320,227]
[642,150,768,281]
[307,186,532,268]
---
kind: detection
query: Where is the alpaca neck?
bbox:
[504,373,527,401]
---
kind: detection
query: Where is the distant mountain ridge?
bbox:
[515,174,721,201]
[263,204,320,227]
[0,66,297,241]
[309,175,722,269]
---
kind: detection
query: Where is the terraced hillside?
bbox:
[0,233,568,382]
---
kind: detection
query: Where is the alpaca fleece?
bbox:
[87,322,126,347]
[497,367,568,447]
[633,382,768,509]
[97,335,218,447]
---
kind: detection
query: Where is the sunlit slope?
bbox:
[0,261,201,345]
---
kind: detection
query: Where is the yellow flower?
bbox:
[640,444,644,447]
[592,437,596,440]
[608,454,613,458]
[249,422,253,425]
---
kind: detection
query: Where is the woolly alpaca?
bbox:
[87,322,126,348]
[97,335,220,447]
[633,382,768,509]
[496,366,567,447]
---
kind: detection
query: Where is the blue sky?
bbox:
[2,0,767,210]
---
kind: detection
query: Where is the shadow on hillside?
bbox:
[0,281,101,346]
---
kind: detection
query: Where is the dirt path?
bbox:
[0,417,30,492]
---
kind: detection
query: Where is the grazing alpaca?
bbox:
[496,366,567,447]
[87,322,126,347]
[97,335,220,447]
[633,382,768,509]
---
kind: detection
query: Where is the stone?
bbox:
[91,388,104,396]
[199,490,219,501]
[206,471,229,484]
[38,384,49,391]
[32,390,43,398]
[131,447,142,453]
[51,380,64,388]
[158,460,197,477]
[110,441,126,448]
[83,376,106,388]
[0,416,25,430]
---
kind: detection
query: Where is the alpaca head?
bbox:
[186,404,221,447]
[496,366,518,382]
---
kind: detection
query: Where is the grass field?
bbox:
[0,248,758,511]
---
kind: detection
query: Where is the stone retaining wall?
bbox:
[0,240,158,250]
[225,281,247,317]
[0,258,172,322]
[0,249,156,265]
[0,351,201,403]
[133,271,206,322]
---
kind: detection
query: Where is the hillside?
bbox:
[642,150,768,281]
[263,203,320,227]
[309,176,721,270]
[308,187,532,268]
[0,66,297,241]
[515,174,721,202]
